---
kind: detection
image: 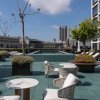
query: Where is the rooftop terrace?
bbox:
[0,58,100,100]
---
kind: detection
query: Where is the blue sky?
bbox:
[0,0,90,42]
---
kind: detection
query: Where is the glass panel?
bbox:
[99,15,100,20]
[93,17,98,24]
[99,2,100,13]
[93,43,97,50]
[93,0,98,5]
[93,38,98,41]
[92,5,98,16]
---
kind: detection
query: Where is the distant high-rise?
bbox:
[59,26,67,42]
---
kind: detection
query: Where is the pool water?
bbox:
[28,50,75,62]
[34,50,66,54]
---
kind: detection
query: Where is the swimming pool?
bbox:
[28,50,75,62]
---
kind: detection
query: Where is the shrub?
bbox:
[75,54,95,63]
[88,49,95,54]
[12,55,34,65]
[0,51,9,57]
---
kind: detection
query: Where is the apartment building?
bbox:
[91,0,100,50]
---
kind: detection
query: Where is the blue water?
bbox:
[28,50,75,62]
[34,50,65,54]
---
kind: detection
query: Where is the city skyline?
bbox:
[0,0,90,42]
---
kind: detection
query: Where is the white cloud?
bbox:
[52,25,59,30]
[28,0,73,15]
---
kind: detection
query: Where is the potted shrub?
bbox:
[73,54,97,72]
[75,54,95,63]
[12,55,34,75]
[0,51,9,61]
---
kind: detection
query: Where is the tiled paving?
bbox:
[0,58,100,100]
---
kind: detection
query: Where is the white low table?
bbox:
[59,63,77,68]
[59,63,77,77]
[6,78,39,100]
[0,95,20,100]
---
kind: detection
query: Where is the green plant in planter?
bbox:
[75,54,95,63]
[0,51,9,61]
[0,50,8,56]
[12,55,34,75]
[12,55,34,65]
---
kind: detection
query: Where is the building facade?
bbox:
[91,0,100,22]
[0,36,44,49]
[59,26,67,42]
[0,35,64,50]
[0,36,20,48]
[91,0,100,50]
[29,39,44,48]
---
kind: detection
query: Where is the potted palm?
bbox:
[12,55,34,75]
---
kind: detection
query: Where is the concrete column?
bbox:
[97,38,99,50]
[91,40,93,50]
[77,40,81,52]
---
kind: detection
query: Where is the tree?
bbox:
[71,19,99,51]
[12,0,40,55]
[0,19,12,36]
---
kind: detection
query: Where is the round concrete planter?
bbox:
[70,60,100,72]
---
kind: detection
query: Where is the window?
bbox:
[93,17,98,24]
[92,5,98,16]
[93,38,98,41]
[99,15,100,20]
[93,43,97,50]
[93,0,98,5]
[99,2,100,13]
